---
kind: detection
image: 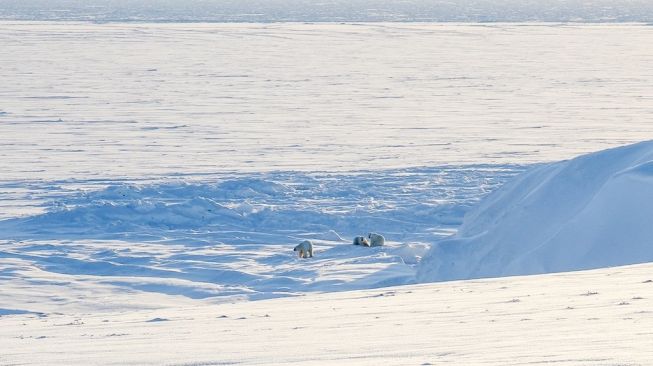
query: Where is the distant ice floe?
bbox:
[419,140,653,282]
[2,0,653,22]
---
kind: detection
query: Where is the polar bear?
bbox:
[353,236,371,247]
[294,240,314,258]
[368,232,385,247]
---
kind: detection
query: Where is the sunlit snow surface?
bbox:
[3,263,653,365]
[1,22,653,304]
[2,23,653,179]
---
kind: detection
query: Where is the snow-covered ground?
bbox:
[2,21,653,365]
[2,262,653,365]
[3,21,652,302]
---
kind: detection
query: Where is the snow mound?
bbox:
[418,140,653,282]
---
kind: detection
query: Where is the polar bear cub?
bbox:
[368,232,385,247]
[353,236,371,247]
[294,240,314,258]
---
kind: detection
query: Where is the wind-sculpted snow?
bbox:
[419,140,653,282]
[0,166,520,304]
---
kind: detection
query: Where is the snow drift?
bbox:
[418,140,653,282]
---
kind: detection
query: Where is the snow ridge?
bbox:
[419,140,653,282]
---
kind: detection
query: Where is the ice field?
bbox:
[2,21,653,365]
[2,23,653,179]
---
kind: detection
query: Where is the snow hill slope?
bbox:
[2,262,652,365]
[419,140,653,282]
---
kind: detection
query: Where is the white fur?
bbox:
[293,240,314,258]
[368,232,385,247]
[353,236,370,247]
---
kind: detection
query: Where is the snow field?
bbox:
[2,21,653,365]
[2,23,653,180]
[2,262,652,365]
